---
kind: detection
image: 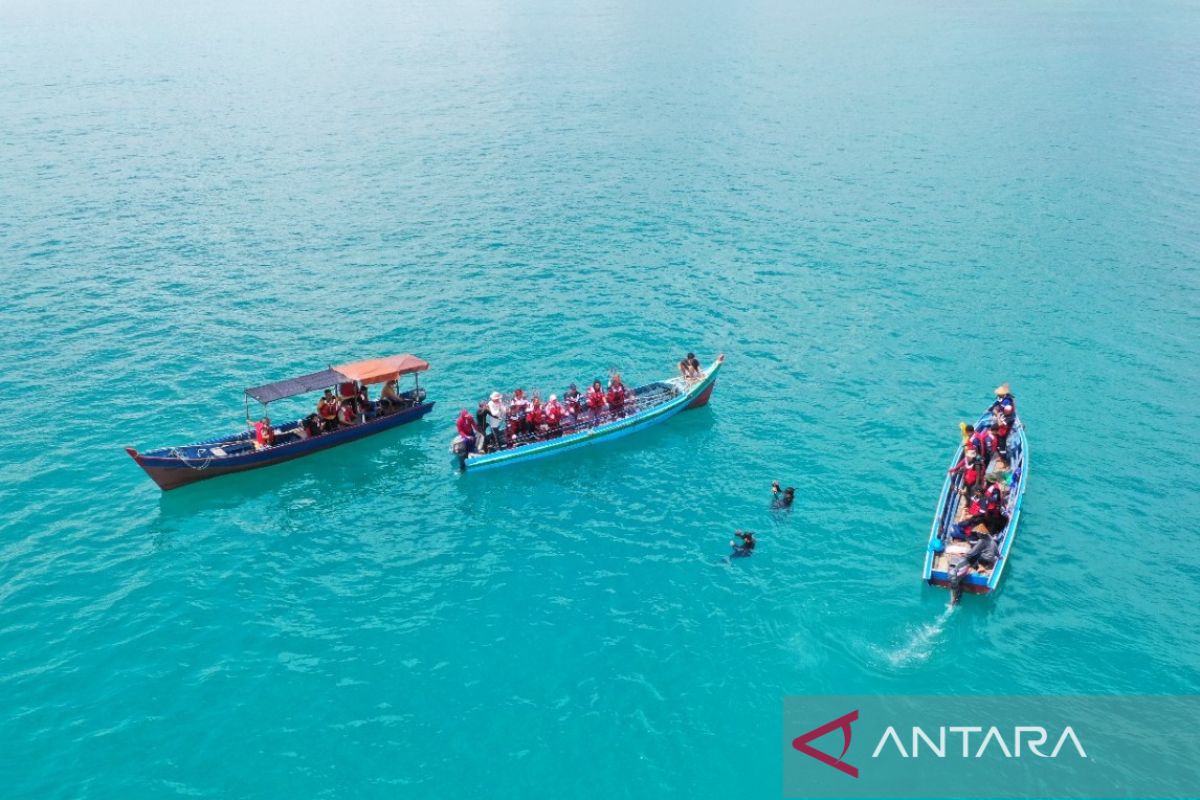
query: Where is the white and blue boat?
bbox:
[458,355,723,473]
[922,409,1028,597]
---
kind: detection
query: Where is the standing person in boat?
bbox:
[731,530,756,556]
[485,391,507,450]
[586,380,606,425]
[456,409,477,453]
[544,394,565,437]
[527,396,546,439]
[968,425,998,473]
[475,401,491,451]
[606,374,629,418]
[771,480,796,509]
[317,389,339,432]
[948,447,984,499]
[679,352,702,380]
[356,383,374,417]
[563,383,582,425]
[509,388,530,438]
[254,415,276,449]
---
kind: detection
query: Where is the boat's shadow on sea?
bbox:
[150,423,434,526]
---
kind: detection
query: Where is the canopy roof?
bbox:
[334,354,429,385]
[244,368,344,404]
[243,354,428,403]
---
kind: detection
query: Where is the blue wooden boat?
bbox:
[127,354,434,490]
[457,355,723,473]
[922,408,1028,598]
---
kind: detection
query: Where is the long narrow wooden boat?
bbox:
[459,355,723,473]
[922,409,1028,597]
[126,354,435,490]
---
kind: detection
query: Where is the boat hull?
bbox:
[921,413,1028,595]
[128,402,434,490]
[462,356,723,473]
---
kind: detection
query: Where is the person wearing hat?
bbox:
[485,391,507,450]
[989,383,1016,426]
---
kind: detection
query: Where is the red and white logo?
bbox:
[792,710,859,778]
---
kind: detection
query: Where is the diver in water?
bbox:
[771,480,795,509]
[730,530,756,556]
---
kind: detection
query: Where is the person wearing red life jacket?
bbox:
[606,374,628,418]
[338,399,358,427]
[586,380,606,424]
[955,480,1009,538]
[990,415,1010,460]
[254,416,276,449]
[968,427,997,468]
[948,448,984,497]
[509,388,530,436]
[544,394,565,436]
[317,389,339,432]
[527,397,546,438]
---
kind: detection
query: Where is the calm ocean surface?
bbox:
[2,0,1198,796]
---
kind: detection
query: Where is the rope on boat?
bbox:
[171,447,213,471]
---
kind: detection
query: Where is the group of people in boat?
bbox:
[942,383,1018,571]
[454,373,639,458]
[252,379,409,449]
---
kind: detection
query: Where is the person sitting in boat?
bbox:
[527,396,546,438]
[456,408,477,454]
[337,398,359,427]
[771,481,795,509]
[964,532,998,571]
[563,384,582,424]
[485,391,507,450]
[954,480,1009,539]
[948,447,984,497]
[679,352,702,380]
[254,415,276,449]
[356,384,374,417]
[544,394,565,435]
[379,379,401,412]
[509,388,530,437]
[301,414,322,439]
[989,383,1016,426]
[606,374,629,418]
[586,380,606,424]
[318,389,339,432]
[731,530,756,556]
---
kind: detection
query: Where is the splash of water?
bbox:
[883,605,957,668]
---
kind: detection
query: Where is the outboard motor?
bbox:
[947,555,972,605]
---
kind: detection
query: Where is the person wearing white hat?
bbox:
[485,391,507,451]
[544,394,565,435]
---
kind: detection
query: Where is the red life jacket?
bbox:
[339,404,356,424]
[528,405,545,426]
[607,385,626,406]
[587,387,605,409]
[546,402,564,424]
[970,430,995,459]
[255,421,274,446]
[984,483,1004,513]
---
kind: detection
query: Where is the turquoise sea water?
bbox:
[3,0,1199,796]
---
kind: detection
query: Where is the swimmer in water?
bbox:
[730,530,756,555]
[771,480,795,509]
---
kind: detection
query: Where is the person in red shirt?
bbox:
[509,388,530,436]
[606,374,628,418]
[254,416,276,449]
[586,380,606,424]
[544,394,565,436]
[527,396,546,438]
[456,408,477,451]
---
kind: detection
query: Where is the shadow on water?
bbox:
[150,423,435,520]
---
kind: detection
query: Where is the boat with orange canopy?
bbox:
[126,354,434,490]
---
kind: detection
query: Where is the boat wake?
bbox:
[882,605,957,668]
